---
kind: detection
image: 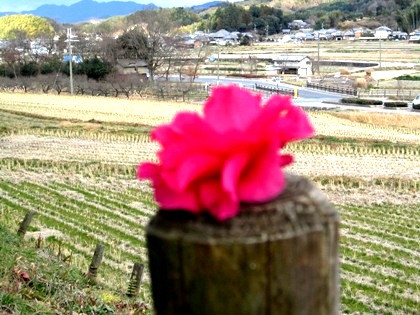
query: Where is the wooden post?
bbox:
[126,262,144,297]
[87,243,105,282]
[17,211,37,237]
[146,173,339,315]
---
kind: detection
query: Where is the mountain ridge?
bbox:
[0,0,226,24]
[0,0,158,24]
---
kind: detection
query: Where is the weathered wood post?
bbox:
[126,262,144,297]
[87,243,105,282]
[146,174,339,315]
[17,211,37,237]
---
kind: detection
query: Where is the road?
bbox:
[192,76,342,98]
[187,76,419,114]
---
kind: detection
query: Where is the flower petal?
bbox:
[222,152,249,198]
[154,184,201,213]
[204,85,262,133]
[237,142,284,202]
[199,180,239,221]
[138,163,201,212]
[161,153,221,191]
[265,96,315,146]
[137,162,159,180]
[279,154,294,167]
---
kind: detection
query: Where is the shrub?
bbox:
[341,98,383,105]
[394,75,420,81]
[228,73,266,78]
[20,61,39,77]
[383,101,408,108]
[353,77,367,89]
[340,68,350,75]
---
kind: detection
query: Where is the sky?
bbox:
[0,0,241,12]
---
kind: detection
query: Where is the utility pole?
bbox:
[379,38,382,69]
[317,32,320,74]
[65,28,78,95]
[317,23,323,75]
[217,45,220,85]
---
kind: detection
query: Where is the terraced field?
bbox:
[0,93,419,314]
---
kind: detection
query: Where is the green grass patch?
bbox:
[0,225,149,314]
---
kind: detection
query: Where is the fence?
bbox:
[359,89,420,100]
[307,82,357,96]
[16,211,144,298]
[254,83,296,97]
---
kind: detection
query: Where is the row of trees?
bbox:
[397,1,420,33]
[0,74,209,103]
[0,10,212,82]
[0,57,112,81]
[203,4,285,35]
[293,0,420,31]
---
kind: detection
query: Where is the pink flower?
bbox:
[138,85,314,221]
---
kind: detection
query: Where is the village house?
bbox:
[115,59,148,77]
[288,20,309,30]
[272,55,313,77]
[208,29,238,46]
[374,26,392,39]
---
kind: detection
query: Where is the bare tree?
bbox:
[52,74,69,95]
[116,10,175,81]
[36,74,55,93]
[159,36,184,81]
[187,44,211,82]
[108,73,139,98]
[0,29,30,79]
[96,36,119,67]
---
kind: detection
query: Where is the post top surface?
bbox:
[147,173,338,243]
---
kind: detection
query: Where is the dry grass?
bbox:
[0,92,202,126]
[328,111,420,130]
[353,77,368,89]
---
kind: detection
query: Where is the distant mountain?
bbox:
[0,0,159,24]
[190,1,225,12]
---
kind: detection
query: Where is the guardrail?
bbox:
[255,83,296,97]
[359,89,420,100]
[307,82,357,96]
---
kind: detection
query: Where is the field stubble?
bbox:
[0,93,419,314]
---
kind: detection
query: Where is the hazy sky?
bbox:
[0,0,241,12]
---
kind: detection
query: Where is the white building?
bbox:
[272,55,313,77]
[375,26,392,39]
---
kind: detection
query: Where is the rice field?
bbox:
[0,92,419,314]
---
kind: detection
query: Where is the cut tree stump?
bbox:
[146,173,339,315]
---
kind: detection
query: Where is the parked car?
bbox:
[411,94,420,110]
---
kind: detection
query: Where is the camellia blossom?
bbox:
[138,85,314,221]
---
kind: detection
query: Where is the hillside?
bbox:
[0,0,158,24]
[0,0,418,38]
[0,15,54,39]
[197,0,419,32]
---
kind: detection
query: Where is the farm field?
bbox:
[229,40,420,64]
[0,92,419,314]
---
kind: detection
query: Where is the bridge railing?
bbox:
[307,82,357,96]
[255,83,296,97]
